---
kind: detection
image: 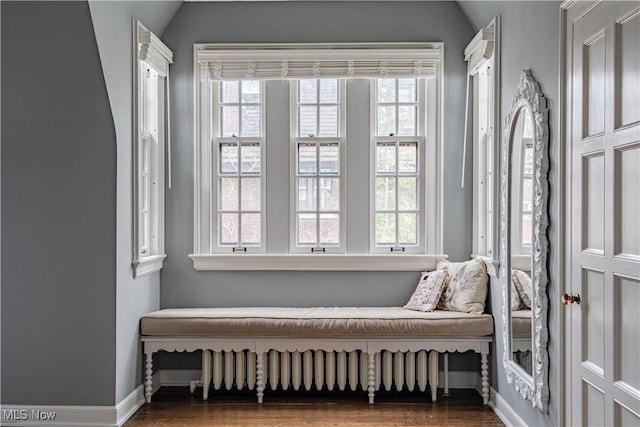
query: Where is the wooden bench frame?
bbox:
[142,336,491,405]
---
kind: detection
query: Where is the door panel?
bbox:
[568,2,640,426]
[618,14,640,128]
[615,144,640,258]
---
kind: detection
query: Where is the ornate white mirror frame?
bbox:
[500,70,549,412]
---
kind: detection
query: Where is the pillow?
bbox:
[512,269,532,309]
[511,282,524,310]
[436,258,488,314]
[403,270,449,312]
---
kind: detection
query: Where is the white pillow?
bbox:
[403,270,449,312]
[511,282,524,310]
[436,258,488,314]
[512,269,532,309]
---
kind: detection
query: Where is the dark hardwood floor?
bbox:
[125,387,504,426]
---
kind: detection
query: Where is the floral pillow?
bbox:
[403,269,449,312]
[436,258,489,314]
[512,269,532,309]
[511,282,524,310]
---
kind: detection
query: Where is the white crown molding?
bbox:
[464,26,495,75]
[188,253,447,271]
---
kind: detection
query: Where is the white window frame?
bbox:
[211,80,266,253]
[290,79,347,254]
[191,43,444,271]
[370,78,427,254]
[132,20,172,278]
[510,121,534,258]
[465,17,500,274]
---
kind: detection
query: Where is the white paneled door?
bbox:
[565,2,640,425]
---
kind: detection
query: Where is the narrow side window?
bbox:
[132,20,172,277]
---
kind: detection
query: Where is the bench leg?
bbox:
[481,352,489,405]
[144,352,153,403]
[443,352,450,396]
[256,352,265,403]
[367,353,375,404]
[428,350,438,402]
[202,350,212,400]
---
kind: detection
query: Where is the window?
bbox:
[465,17,500,266]
[213,81,265,253]
[291,79,346,253]
[516,114,534,254]
[372,79,425,253]
[192,43,442,270]
[132,20,172,278]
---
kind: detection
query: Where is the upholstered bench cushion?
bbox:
[141,307,494,338]
[511,310,532,338]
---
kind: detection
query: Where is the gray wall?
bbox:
[1,1,117,406]
[458,2,561,426]
[160,1,476,309]
[88,0,182,403]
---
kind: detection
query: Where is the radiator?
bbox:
[195,349,436,399]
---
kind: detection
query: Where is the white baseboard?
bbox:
[0,404,117,427]
[115,385,145,427]
[0,386,146,427]
[488,387,528,427]
[0,369,488,427]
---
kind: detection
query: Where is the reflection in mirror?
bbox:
[509,110,534,376]
[500,70,549,412]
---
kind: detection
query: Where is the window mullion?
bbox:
[395,140,400,247]
[315,142,321,248]
[237,84,242,137]
[237,141,242,248]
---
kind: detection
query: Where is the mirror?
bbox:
[500,70,549,412]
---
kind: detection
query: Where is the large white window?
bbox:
[372,79,425,253]
[192,43,442,270]
[291,79,346,253]
[212,80,265,253]
[132,20,172,278]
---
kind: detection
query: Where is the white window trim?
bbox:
[466,17,500,270]
[211,80,267,253]
[290,79,347,254]
[370,79,428,254]
[132,20,172,278]
[192,43,443,271]
[188,253,447,271]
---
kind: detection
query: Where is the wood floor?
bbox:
[125,387,504,426]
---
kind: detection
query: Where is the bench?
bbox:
[141,307,493,405]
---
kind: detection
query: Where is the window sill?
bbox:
[188,253,448,271]
[132,254,167,278]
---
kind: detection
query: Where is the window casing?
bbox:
[371,79,426,254]
[192,43,443,270]
[132,20,172,278]
[211,80,266,253]
[465,17,500,271]
[290,79,346,253]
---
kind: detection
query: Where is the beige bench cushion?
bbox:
[141,307,494,338]
[511,309,532,338]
